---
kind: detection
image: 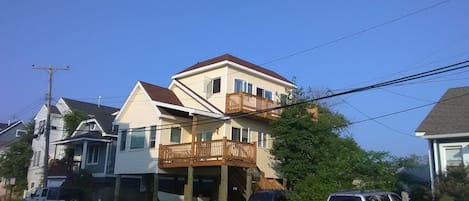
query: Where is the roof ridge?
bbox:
[174,54,294,85]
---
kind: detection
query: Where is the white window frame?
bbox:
[234,79,252,94]
[444,146,463,168]
[149,126,157,148]
[232,127,250,142]
[16,129,27,137]
[170,127,182,144]
[87,145,100,165]
[258,131,268,148]
[130,127,145,150]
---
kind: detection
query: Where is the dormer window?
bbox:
[88,122,97,131]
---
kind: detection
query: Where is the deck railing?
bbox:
[158,138,256,168]
[226,92,281,119]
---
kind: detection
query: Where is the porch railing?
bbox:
[226,92,281,120]
[158,138,256,168]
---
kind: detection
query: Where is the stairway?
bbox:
[254,167,285,191]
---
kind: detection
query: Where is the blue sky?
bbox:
[1,0,468,157]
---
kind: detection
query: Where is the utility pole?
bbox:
[33,65,70,187]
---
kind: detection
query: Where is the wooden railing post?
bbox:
[222,137,227,165]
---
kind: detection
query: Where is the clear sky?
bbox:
[1,0,468,157]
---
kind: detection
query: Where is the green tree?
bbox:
[271,89,398,201]
[63,109,88,137]
[0,121,34,196]
[62,109,88,161]
[434,165,469,201]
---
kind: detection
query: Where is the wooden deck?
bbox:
[225,92,281,120]
[158,139,256,168]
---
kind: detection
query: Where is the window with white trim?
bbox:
[232,127,249,142]
[87,145,99,164]
[130,127,145,149]
[445,146,463,168]
[234,79,252,94]
[170,127,181,144]
[258,132,268,148]
[198,131,213,142]
[16,129,27,137]
[205,77,221,98]
[150,126,157,148]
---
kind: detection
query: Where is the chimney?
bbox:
[8,120,11,126]
[98,96,102,108]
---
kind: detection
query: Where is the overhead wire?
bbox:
[260,0,449,65]
[105,59,469,132]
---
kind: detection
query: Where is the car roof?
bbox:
[330,190,396,197]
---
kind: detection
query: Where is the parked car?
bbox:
[248,190,286,201]
[23,187,82,201]
[327,190,402,201]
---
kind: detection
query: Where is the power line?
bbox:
[261,0,449,65]
[107,59,469,132]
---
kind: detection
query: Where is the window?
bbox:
[16,129,26,137]
[212,78,221,93]
[232,127,240,141]
[51,126,57,130]
[198,132,213,142]
[38,120,46,134]
[445,146,463,167]
[264,90,272,100]
[258,132,268,148]
[170,127,181,143]
[32,151,41,167]
[242,128,249,142]
[87,145,99,164]
[130,127,145,149]
[280,94,288,105]
[150,126,157,148]
[234,79,252,94]
[232,127,249,142]
[88,122,97,131]
[120,130,127,151]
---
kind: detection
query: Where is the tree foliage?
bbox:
[63,109,88,137]
[434,165,469,201]
[270,88,398,201]
[0,121,34,195]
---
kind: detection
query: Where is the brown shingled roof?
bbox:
[139,81,183,106]
[175,54,294,85]
[416,86,469,135]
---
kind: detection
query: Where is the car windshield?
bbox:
[329,195,362,201]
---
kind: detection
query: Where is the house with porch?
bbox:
[114,54,295,201]
[416,86,469,192]
[27,97,119,199]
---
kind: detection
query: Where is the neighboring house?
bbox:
[26,97,119,196]
[114,54,296,201]
[0,121,27,199]
[416,87,469,190]
[50,102,119,201]
[0,121,27,155]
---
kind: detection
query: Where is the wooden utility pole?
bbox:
[33,65,69,187]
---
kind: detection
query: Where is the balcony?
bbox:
[158,139,256,168]
[225,92,281,120]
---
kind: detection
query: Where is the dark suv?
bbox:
[248,190,286,201]
[327,190,402,201]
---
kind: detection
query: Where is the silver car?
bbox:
[327,190,402,201]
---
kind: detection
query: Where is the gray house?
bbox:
[0,121,27,155]
[48,98,119,200]
[0,121,27,198]
[416,86,469,191]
